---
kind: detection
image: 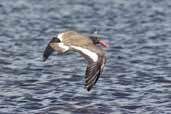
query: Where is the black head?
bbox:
[89,36,109,48]
[89,36,100,44]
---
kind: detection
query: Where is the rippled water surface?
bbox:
[0,0,171,114]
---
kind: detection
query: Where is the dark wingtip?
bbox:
[43,37,60,62]
[51,37,61,43]
[43,56,47,62]
[86,84,94,92]
[87,87,91,91]
[43,44,54,62]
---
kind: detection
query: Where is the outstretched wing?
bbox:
[43,43,54,61]
[85,56,106,91]
[43,37,61,61]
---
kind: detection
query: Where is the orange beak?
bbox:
[99,40,110,48]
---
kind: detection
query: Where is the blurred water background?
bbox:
[0,0,171,114]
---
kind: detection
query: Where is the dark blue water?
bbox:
[0,0,171,114]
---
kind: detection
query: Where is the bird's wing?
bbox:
[43,43,55,61]
[62,33,94,47]
[43,38,61,61]
[70,44,106,91]
[85,56,106,91]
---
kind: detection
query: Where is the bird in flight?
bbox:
[43,31,109,91]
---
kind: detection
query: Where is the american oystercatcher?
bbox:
[43,31,109,91]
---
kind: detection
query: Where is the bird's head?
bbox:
[89,36,109,48]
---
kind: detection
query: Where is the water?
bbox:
[0,0,171,114]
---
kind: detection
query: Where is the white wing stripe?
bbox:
[71,46,98,62]
[58,43,70,52]
[58,33,64,41]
